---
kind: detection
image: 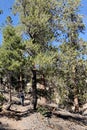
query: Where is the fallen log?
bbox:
[38,103,87,125]
[52,109,87,125]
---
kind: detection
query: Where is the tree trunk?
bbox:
[32,67,37,110]
[8,73,12,103]
[74,95,79,112]
[73,66,79,112]
[19,69,23,90]
[9,84,12,103]
[39,74,47,105]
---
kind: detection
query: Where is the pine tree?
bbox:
[57,0,86,111]
[0,25,25,102]
[13,0,60,109]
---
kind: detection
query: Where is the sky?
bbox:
[0,0,19,43]
[79,0,87,41]
[0,0,87,44]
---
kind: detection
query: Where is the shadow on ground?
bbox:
[0,122,10,130]
[0,108,34,121]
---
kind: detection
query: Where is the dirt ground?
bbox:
[0,112,87,130]
[0,93,87,130]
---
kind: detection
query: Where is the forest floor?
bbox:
[0,92,87,130]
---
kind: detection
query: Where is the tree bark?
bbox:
[39,74,47,105]
[19,69,23,90]
[32,67,37,110]
[74,93,79,112]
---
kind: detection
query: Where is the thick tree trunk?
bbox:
[32,68,37,110]
[39,74,47,105]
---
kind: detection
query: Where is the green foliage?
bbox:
[0,0,86,107]
[0,25,25,72]
[59,0,85,45]
[13,0,60,78]
[37,105,49,116]
[0,94,5,103]
[13,0,61,44]
[57,40,87,104]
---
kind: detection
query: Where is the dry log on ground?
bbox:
[38,103,87,125]
[53,109,87,120]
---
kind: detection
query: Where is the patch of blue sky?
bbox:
[0,0,19,44]
[79,0,87,41]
